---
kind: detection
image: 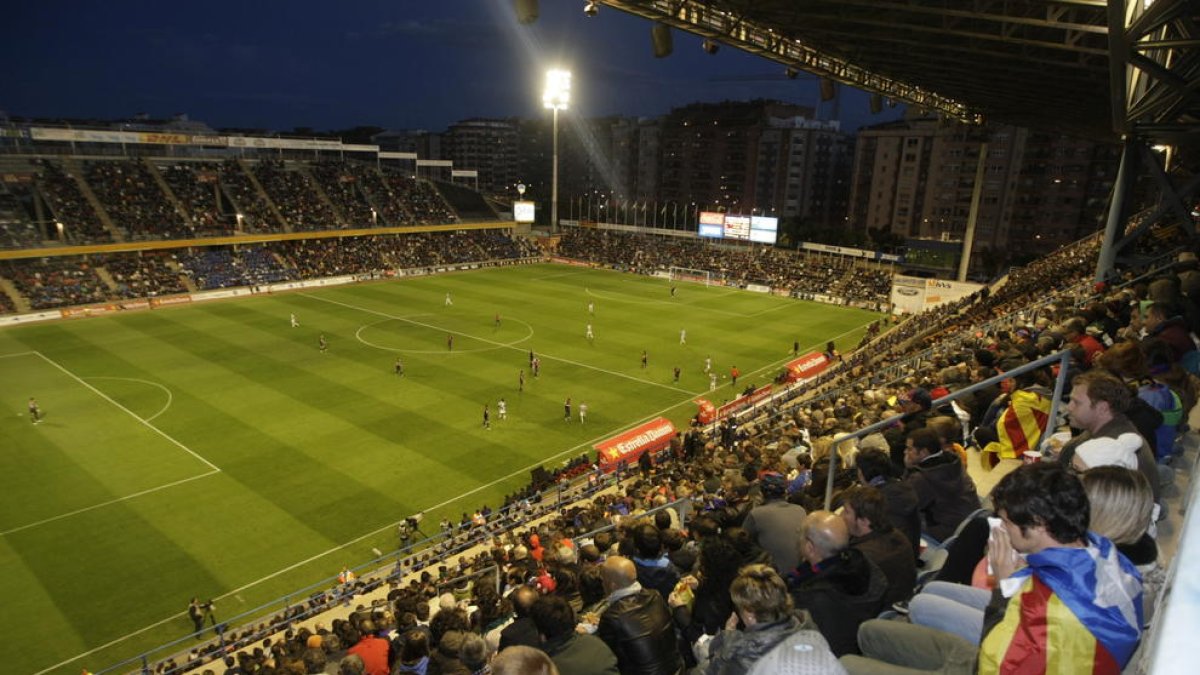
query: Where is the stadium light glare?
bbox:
[543,69,571,233]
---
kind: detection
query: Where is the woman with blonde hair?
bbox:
[698,564,826,675]
[1081,465,1161,623]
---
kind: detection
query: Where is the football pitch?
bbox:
[0,263,879,674]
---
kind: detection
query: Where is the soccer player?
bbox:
[290,313,299,328]
[679,328,687,345]
[497,398,507,420]
[579,401,588,424]
[494,313,501,328]
[671,285,677,297]
[483,404,491,429]
[704,355,712,373]
[447,334,454,351]
[792,340,800,356]
[28,397,42,424]
[394,357,404,376]
[318,334,328,353]
[586,323,594,342]
[641,350,648,369]
[518,369,526,392]
[564,397,572,422]
[673,366,681,383]
[445,292,453,306]
[588,301,594,315]
[532,357,540,378]
[709,372,718,390]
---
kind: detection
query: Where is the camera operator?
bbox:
[187,597,214,635]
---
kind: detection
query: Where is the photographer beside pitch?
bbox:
[187,597,215,636]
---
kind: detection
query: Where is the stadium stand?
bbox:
[252,159,343,231]
[158,163,235,237]
[84,159,190,239]
[556,227,893,308]
[434,179,499,221]
[218,159,283,233]
[34,158,114,243]
[309,160,378,228]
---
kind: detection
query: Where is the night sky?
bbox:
[1,1,904,133]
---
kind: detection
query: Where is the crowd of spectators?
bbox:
[0,184,45,249]
[176,247,298,290]
[34,158,113,243]
[311,161,378,228]
[100,251,189,298]
[3,257,111,309]
[159,164,235,237]
[219,160,282,233]
[556,228,893,307]
[252,160,342,232]
[381,171,458,225]
[84,159,190,239]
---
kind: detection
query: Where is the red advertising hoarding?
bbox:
[594,417,676,472]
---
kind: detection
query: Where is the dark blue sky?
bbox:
[1,1,904,133]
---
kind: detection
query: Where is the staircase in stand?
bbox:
[61,157,124,242]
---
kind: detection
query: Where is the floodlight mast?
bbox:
[543,69,571,233]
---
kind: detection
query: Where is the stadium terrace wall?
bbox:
[0,222,515,261]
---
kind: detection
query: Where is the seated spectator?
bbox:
[669,537,742,666]
[498,585,540,651]
[855,448,920,562]
[841,486,916,607]
[787,511,887,656]
[493,645,560,675]
[976,363,1054,469]
[903,429,982,545]
[596,555,683,675]
[844,462,1143,675]
[1056,370,1161,504]
[530,595,619,675]
[1081,466,1161,623]
[697,564,825,675]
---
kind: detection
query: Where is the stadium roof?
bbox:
[601,0,1200,143]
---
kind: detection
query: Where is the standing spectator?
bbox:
[742,474,807,574]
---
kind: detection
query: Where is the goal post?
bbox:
[668,266,719,286]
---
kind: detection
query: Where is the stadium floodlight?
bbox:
[543,69,571,233]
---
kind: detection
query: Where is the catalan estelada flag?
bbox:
[979,534,1143,674]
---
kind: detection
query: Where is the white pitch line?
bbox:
[86,376,175,422]
[34,314,882,674]
[34,352,221,472]
[1,470,219,537]
[301,293,700,396]
[0,350,38,359]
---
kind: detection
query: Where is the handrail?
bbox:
[821,349,1071,510]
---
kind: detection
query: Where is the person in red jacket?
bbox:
[347,619,391,675]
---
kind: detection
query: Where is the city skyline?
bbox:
[1,1,905,134]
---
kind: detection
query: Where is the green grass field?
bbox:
[0,263,878,674]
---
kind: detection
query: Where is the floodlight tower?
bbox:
[543,69,571,233]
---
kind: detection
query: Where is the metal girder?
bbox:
[1111,0,1200,142]
[600,0,1116,138]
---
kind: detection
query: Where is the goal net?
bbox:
[668,266,722,287]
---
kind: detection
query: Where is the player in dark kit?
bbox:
[318,334,328,353]
[641,350,648,369]
[564,397,572,422]
[394,358,404,376]
[482,405,491,429]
